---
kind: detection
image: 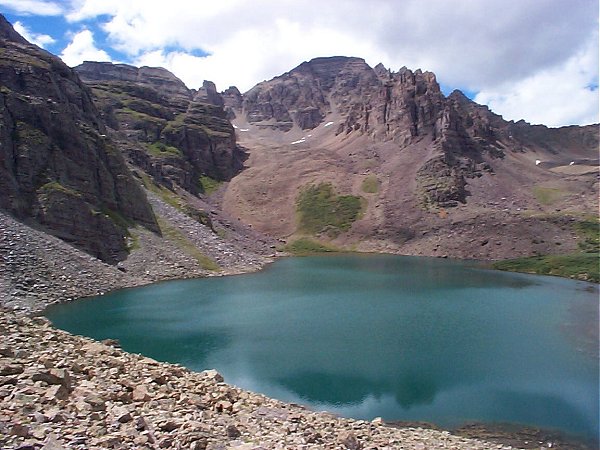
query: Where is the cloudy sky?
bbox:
[1,0,598,127]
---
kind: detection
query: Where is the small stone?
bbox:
[338,431,362,450]
[101,338,121,348]
[47,410,67,423]
[215,400,233,413]
[132,384,150,402]
[226,424,241,438]
[0,347,14,357]
[190,440,208,450]
[83,393,105,411]
[159,420,179,432]
[31,426,47,439]
[10,423,30,437]
[33,412,48,423]
[135,415,148,431]
[15,443,36,450]
[112,405,132,423]
[32,368,72,390]
[201,369,224,383]
[0,375,18,386]
[0,363,24,375]
[45,384,69,400]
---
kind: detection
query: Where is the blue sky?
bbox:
[1,0,598,127]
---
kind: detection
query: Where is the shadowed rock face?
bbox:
[0,15,158,263]
[75,61,247,195]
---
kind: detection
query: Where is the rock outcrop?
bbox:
[0,15,158,263]
[75,62,247,195]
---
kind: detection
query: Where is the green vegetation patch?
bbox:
[139,172,185,211]
[126,230,141,251]
[296,183,364,237]
[16,121,49,147]
[533,186,565,205]
[157,217,220,271]
[574,219,600,253]
[38,181,81,198]
[101,207,134,230]
[494,218,599,282]
[146,142,183,158]
[361,174,379,193]
[282,238,340,256]
[116,108,167,127]
[199,175,222,195]
[493,253,599,283]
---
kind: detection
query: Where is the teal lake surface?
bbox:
[45,255,599,441]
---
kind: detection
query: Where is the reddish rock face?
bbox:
[235,56,598,209]
[0,15,158,263]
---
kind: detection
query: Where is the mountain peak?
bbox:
[76,61,191,99]
[0,14,30,45]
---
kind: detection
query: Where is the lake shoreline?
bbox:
[2,209,597,449]
[0,308,512,449]
[2,307,598,450]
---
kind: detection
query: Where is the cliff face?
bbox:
[75,62,247,195]
[0,16,158,263]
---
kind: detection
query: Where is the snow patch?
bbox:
[569,161,575,165]
[535,159,541,165]
[240,129,249,132]
[291,138,306,145]
[324,121,334,127]
[233,124,238,129]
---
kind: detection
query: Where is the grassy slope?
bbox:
[296,183,363,237]
[493,219,599,282]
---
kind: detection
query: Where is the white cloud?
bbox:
[133,20,388,93]
[13,21,56,47]
[475,34,599,127]
[60,29,111,67]
[0,0,62,15]
[11,0,599,126]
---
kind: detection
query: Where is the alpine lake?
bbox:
[45,254,599,445]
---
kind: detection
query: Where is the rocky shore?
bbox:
[0,310,519,450]
[0,189,275,315]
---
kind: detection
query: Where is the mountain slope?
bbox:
[0,16,158,263]
[222,56,598,260]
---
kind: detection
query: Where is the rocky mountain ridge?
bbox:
[232,56,597,208]
[2,11,598,271]
[222,56,598,260]
[75,61,247,196]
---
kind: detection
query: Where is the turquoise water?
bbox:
[45,255,599,441]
